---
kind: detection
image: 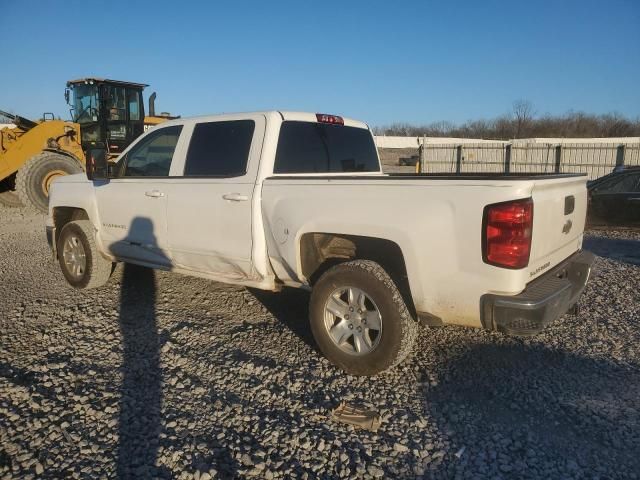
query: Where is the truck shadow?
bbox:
[235,288,640,475]
[247,287,316,350]
[117,251,164,477]
[115,217,241,478]
[583,235,640,266]
[420,340,640,475]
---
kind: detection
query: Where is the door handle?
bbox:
[222,193,249,202]
[145,190,165,198]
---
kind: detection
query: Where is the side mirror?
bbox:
[64,88,70,105]
[85,148,109,181]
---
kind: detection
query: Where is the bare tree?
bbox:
[375,106,640,140]
[512,100,534,138]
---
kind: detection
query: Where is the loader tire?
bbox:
[0,174,23,208]
[0,190,22,207]
[16,152,83,214]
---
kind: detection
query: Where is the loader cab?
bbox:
[66,78,147,156]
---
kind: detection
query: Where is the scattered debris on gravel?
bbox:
[331,403,381,432]
[1,204,639,479]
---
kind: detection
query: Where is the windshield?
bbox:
[72,84,99,124]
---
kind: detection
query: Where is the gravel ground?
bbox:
[1,204,639,479]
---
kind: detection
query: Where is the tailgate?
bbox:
[528,176,588,281]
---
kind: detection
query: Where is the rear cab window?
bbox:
[274,121,379,174]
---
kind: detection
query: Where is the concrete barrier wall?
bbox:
[374,136,420,148]
[512,137,640,144]
[419,142,640,180]
[374,136,508,148]
[377,135,640,149]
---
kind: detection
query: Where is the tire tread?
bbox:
[347,260,418,369]
[16,152,82,213]
[58,220,113,289]
[310,259,418,375]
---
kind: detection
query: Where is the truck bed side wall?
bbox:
[261,176,586,328]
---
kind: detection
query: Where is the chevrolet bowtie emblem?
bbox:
[562,219,573,234]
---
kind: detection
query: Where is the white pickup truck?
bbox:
[47,111,594,375]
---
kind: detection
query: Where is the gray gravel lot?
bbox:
[1,204,639,479]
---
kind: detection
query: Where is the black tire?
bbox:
[0,174,22,207]
[309,260,418,376]
[16,152,83,214]
[57,220,114,289]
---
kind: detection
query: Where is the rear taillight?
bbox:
[316,113,344,125]
[483,198,533,269]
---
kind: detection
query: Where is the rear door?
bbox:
[164,115,265,279]
[95,124,184,266]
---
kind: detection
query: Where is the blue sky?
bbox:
[1,0,638,126]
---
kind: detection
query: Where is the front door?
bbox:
[95,124,184,267]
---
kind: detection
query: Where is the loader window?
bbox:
[107,87,127,121]
[128,90,141,121]
[183,120,255,177]
[122,125,183,177]
[73,85,99,123]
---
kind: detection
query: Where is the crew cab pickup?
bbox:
[47,111,594,375]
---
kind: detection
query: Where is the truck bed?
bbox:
[261,173,588,327]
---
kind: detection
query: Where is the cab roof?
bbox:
[66,78,148,88]
[157,111,370,130]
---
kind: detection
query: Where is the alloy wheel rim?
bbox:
[323,286,382,355]
[62,235,86,279]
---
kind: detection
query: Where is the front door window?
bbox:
[121,125,183,177]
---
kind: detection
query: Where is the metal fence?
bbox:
[419,142,640,180]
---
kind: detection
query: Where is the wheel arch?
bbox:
[299,232,418,318]
[52,207,90,254]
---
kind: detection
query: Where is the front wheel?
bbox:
[309,260,418,376]
[57,220,114,289]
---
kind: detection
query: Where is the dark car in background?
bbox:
[587,167,640,225]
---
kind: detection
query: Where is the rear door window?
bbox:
[183,120,255,177]
[274,121,379,174]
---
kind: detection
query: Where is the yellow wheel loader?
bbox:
[0,78,175,213]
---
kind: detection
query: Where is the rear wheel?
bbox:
[57,220,114,289]
[0,174,22,207]
[309,260,418,376]
[16,152,83,213]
